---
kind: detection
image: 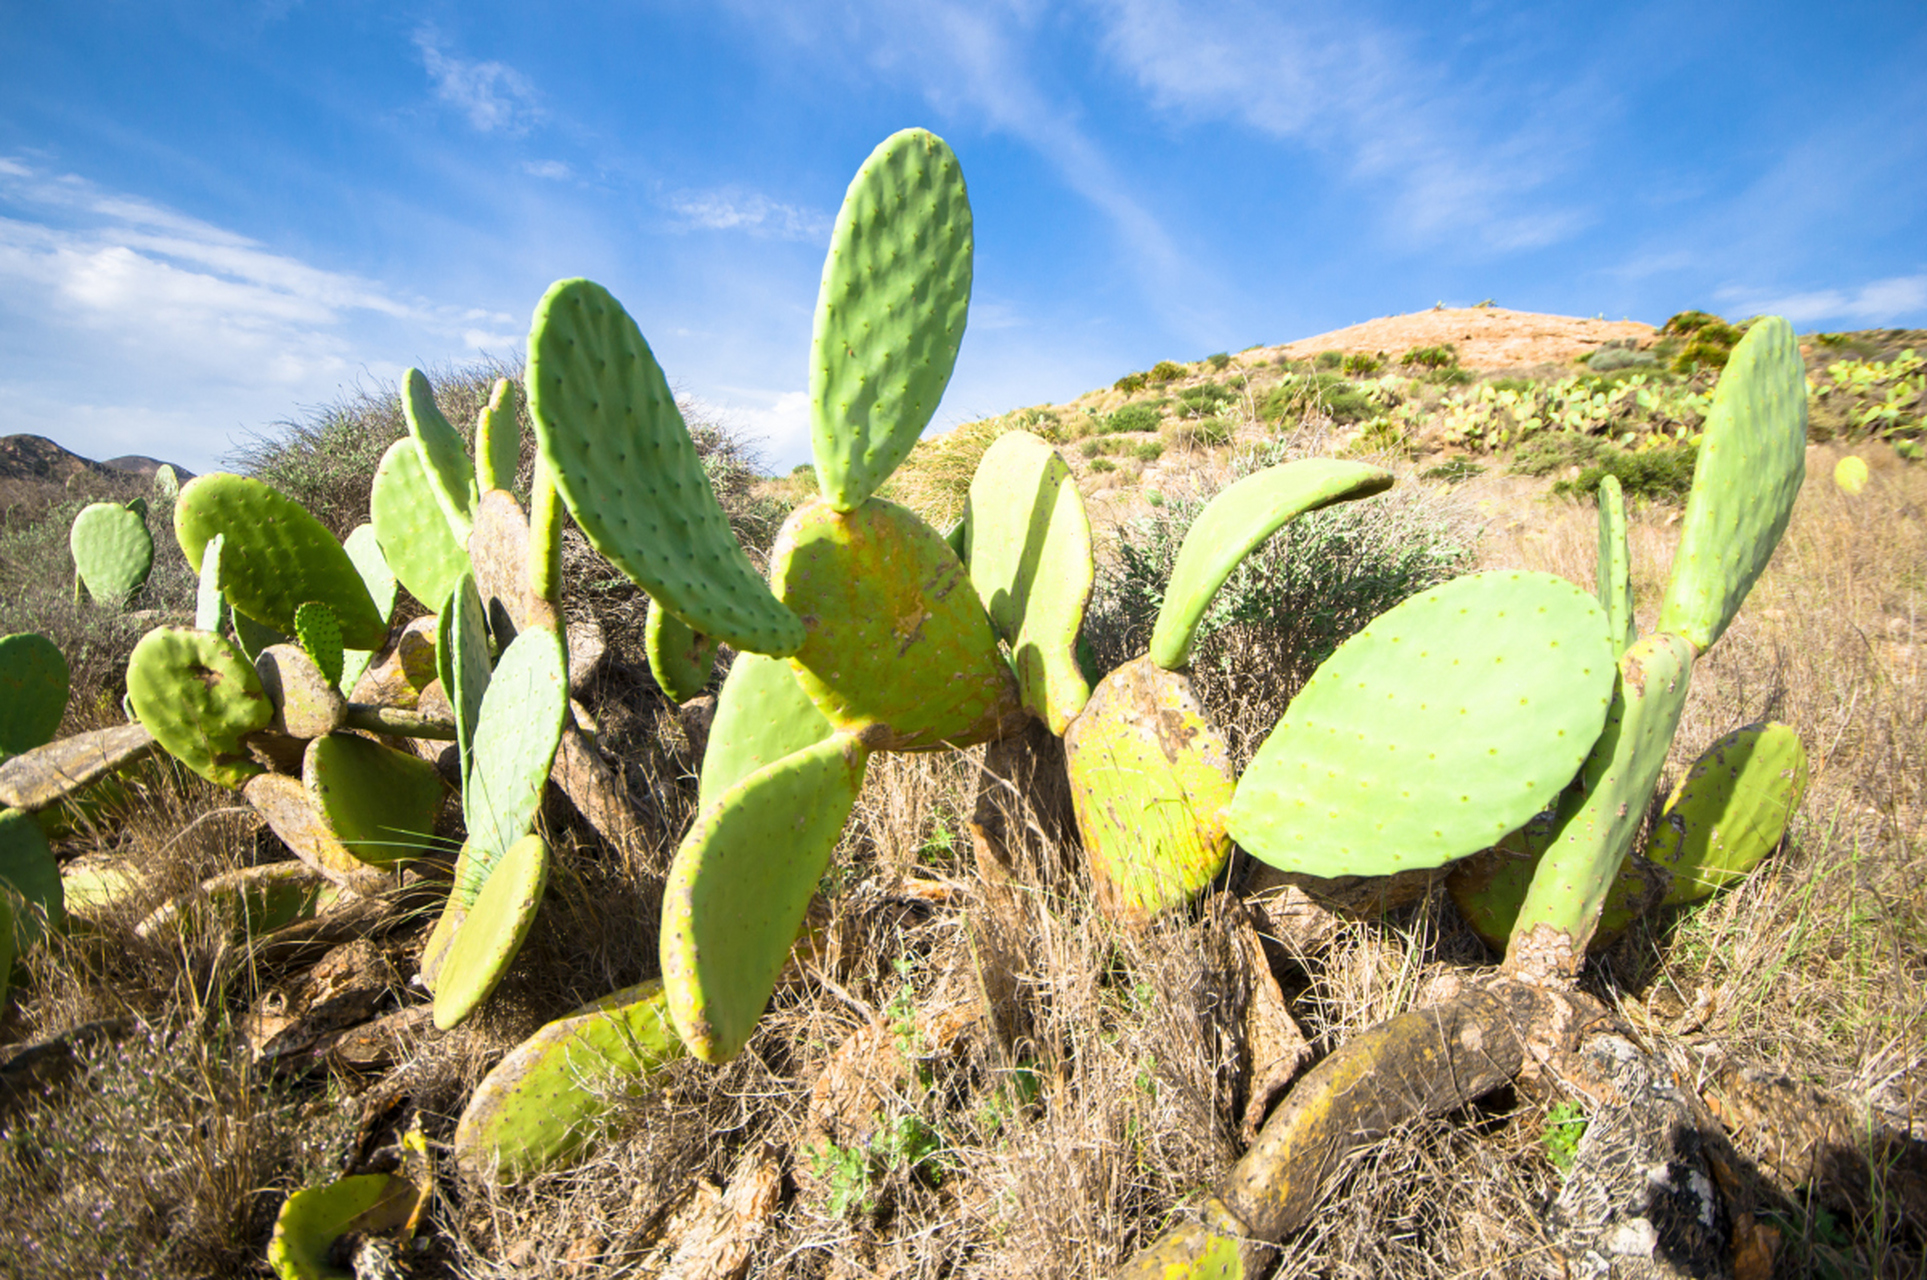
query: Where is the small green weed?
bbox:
[1206,352,1231,370]
[1315,350,1344,370]
[1341,351,1384,376]
[1540,1100,1587,1172]
[1419,459,1485,484]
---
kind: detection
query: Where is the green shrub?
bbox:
[1172,417,1233,449]
[1261,374,1377,426]
[1148,360,1186,384]
[1177,383,1238,417]
[1661,309,1725,337]
[1554,442,1699,501]
[1488,377,1536,394]
[1133,441,1164,463]
[1426,366,1475,387]
[1660,311,1745,373]
[1419,459,1486,484]
[1206,352,1231,370]
[1080,440,1107,459]
[1089,458,1118,473]
[1399,344,1458,370]
[1511,431,1609,478]
[1104,402,1166,435]
[1114,372,1148,394]
[1315,350,1344,370]
[1340,352,1383,376]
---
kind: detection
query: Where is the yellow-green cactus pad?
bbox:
[698,651,832,814]
[0,632,69,759]
[243,774,389,895]
[1062,656,1237,921]
[134,862,325,941]
[462,627,566,882]
[770,496,1023,751]
[1648,720,1806,906]
[475,376,522,495]
[662,733,869,1063]
[645,596,719,705]
[404,367,479,541]
[810,128,973,511]
[1657,317,1806,652]
[1833,455,1868,495]
[1149,458,1394,671]
[175,475,387,649]
[70,500,154,605]
[439,574,492,788]
[1447,810,1660,953]
[527,278,804,656]
[128,627,272,789]
[0,723,155,812]
[370,437,471,612]
[1595,475,1636,658]
[340,524,397,696]
[454,979,684,1181]
[1227,571,1616,876]
[0,807,63,947]
[963,430,1094,735]
[433,831,550,1030]
[303,734,445,867]
[267,1173,418,1280]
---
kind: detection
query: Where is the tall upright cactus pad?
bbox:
[1648,721,1806,907]
[404,368,479,540]
[1063,657,1237,921]
[1595,475,1636,658]
[0,807,63,947]
[810,128,973,511]
[699,651,833,814]
[964,430,1094,735]
[462,625,568,883]
[1506,631,1694,964]
[434,832,550,1030]
[70,500,154,606]
[303,734,445,867]
[153,463,181,498]
[1149,459,1395,671]
[340,524,397,696]
[438,575,492,787]
[1657,317,1806,652]
[371,437,471,611]
[454,979,685,1181]
[195,533,228,635]
[645,597,719,705]
[475,376,522,495]
[662,733,870,1063]
[528,278,804,656]
[1446,814,1657,953]
[127,627,272,788]
[770,497,1023,751]
[0,633,69,760]
[1226,572,1616,876]
[175,475,387,649]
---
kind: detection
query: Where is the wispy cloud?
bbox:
[415,28,540,136]
[522,159,572,181]
[1719,275,1927,326]
[665,189,832,241]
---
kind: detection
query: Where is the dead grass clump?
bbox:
[882,413,1014,531]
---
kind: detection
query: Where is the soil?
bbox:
[1253,306,1657,372]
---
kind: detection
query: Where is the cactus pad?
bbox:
[1648,721,1806,907]
[439,575,493,787]
[153,463,180,498]
[267,1173,418,1280]
[528,278,804,656]
[770,497,1023,751]
[476,376,522,494]
[462,626,567,881]
[195,532,229,635]
[1506,631,1694,958]
[175,475,387,649]
[1063,656,1237,920]
[339,524,396,695]
[1595,475,1636,657]
[433,831,550,1030]
[370,437,472,612]
[810,129,972,511]
[1226,571,1616,876]
[1149,459,1395,671]
[243,773,389,894]
[1657,317,1806,652]
[293,602,344,688]
[454,979,684,1181]
[404,368,479,540]
[699,651,832,813]
[645,597,719,705]
[963,430,1094,734]
[0,807,63,948]
[70,500,154,605]
[128,627,272,788]
[303,734,445,867]
[0,722,155,812]
[1833,455,1869,495]
[0,632,69,759]
[1446,812,1660,953]
[662,733,869,1062]
[254,643,347,741]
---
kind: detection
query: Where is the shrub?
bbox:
[1585,346,1656,372]
[1113,372,1148,394]
[1399,344,1458,370]
[1148,360,1186,384]
[1419,459,1486,484]
[1104,402,1166,435]
[1133,441,1164,463]
[1315,350,1344,370]
[1340,352,1383,376]
[1177,383,1238,417]
[1089,457,1117,473]
[1554,442,1700,502]
[1660,311,1745,373]
[1171,417,1233,449]
[1206,353,1231,371]
[1426,366,1476,387]
[1261,374,1376,426]
[1488,377,1536,394]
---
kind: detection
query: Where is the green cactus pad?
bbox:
[527,278,804,656]
[231,611,288,664]
[1648,721,1806,907]
[1225,571,1616,876]
[1447,806,1661,953]
[195,532,228,635]
[154,463,180,498]
[645,597,719,704]
[963,430,1095,734]
[438,574,493,787]
[0,892,13,1010]
[303,734,445,867]
[529,452,563,612]
[1063,656,1237,921]
[0,632,69,759]
[1507,631,1694,957]
[1149,459,1395,671]
[70,500,154,605]
[0,807,64,948]
[1595,475,1636,658]
[127,627,272,788]
[254,643,347,741]
[404,367,479,540]
[339,524,396,695]
[1657,317,1806,652]
[462,625,568,883]
[135,862,325,942]
[243,774,388,894]
[370,437,472,612]
[770,496,1023,752]
[293,602,345,688]
[662,733,870,1063]
[454,979,684,1181]
[175,474,387,649]
[267,1173,418,1280]
[698,651,833,814]
[433,831,549,1030]
[476,376,522,494]
[810,129,972,511]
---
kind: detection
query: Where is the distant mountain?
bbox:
[0,435,193,485]
[101,454,195,480]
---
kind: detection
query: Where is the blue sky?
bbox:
[3,1,1923,475]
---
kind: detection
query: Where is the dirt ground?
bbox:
[1252,306,1657,371]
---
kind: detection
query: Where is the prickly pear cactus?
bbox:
[153,463,181,499]
[1594,475,1636,658]
[810,128,973,511]
[0,633,69,761]
[1225,571,1617,876]
[0,806,64,948]
[698,651,832,813]
[293,602,344,689]
[434,832,550,1030]
[461,625,568,879]
[195,532,229,635]
[70,500,154,606]
[267,1172,419,1280]
[127,627,272,788]
[303,734,445,867]
[339,524,397,696]
[475,376,522,495]
[404,367,479,541]
[438,574,492,786]
[1648,721,1807,906]
[371,436,471,611]
[645,596,719,705]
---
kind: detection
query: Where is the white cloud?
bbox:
[1719,275,1927,326]
[523,159,573,180]
[415,28,540,136]
[666,189,832,242]
[690,388,813,469]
